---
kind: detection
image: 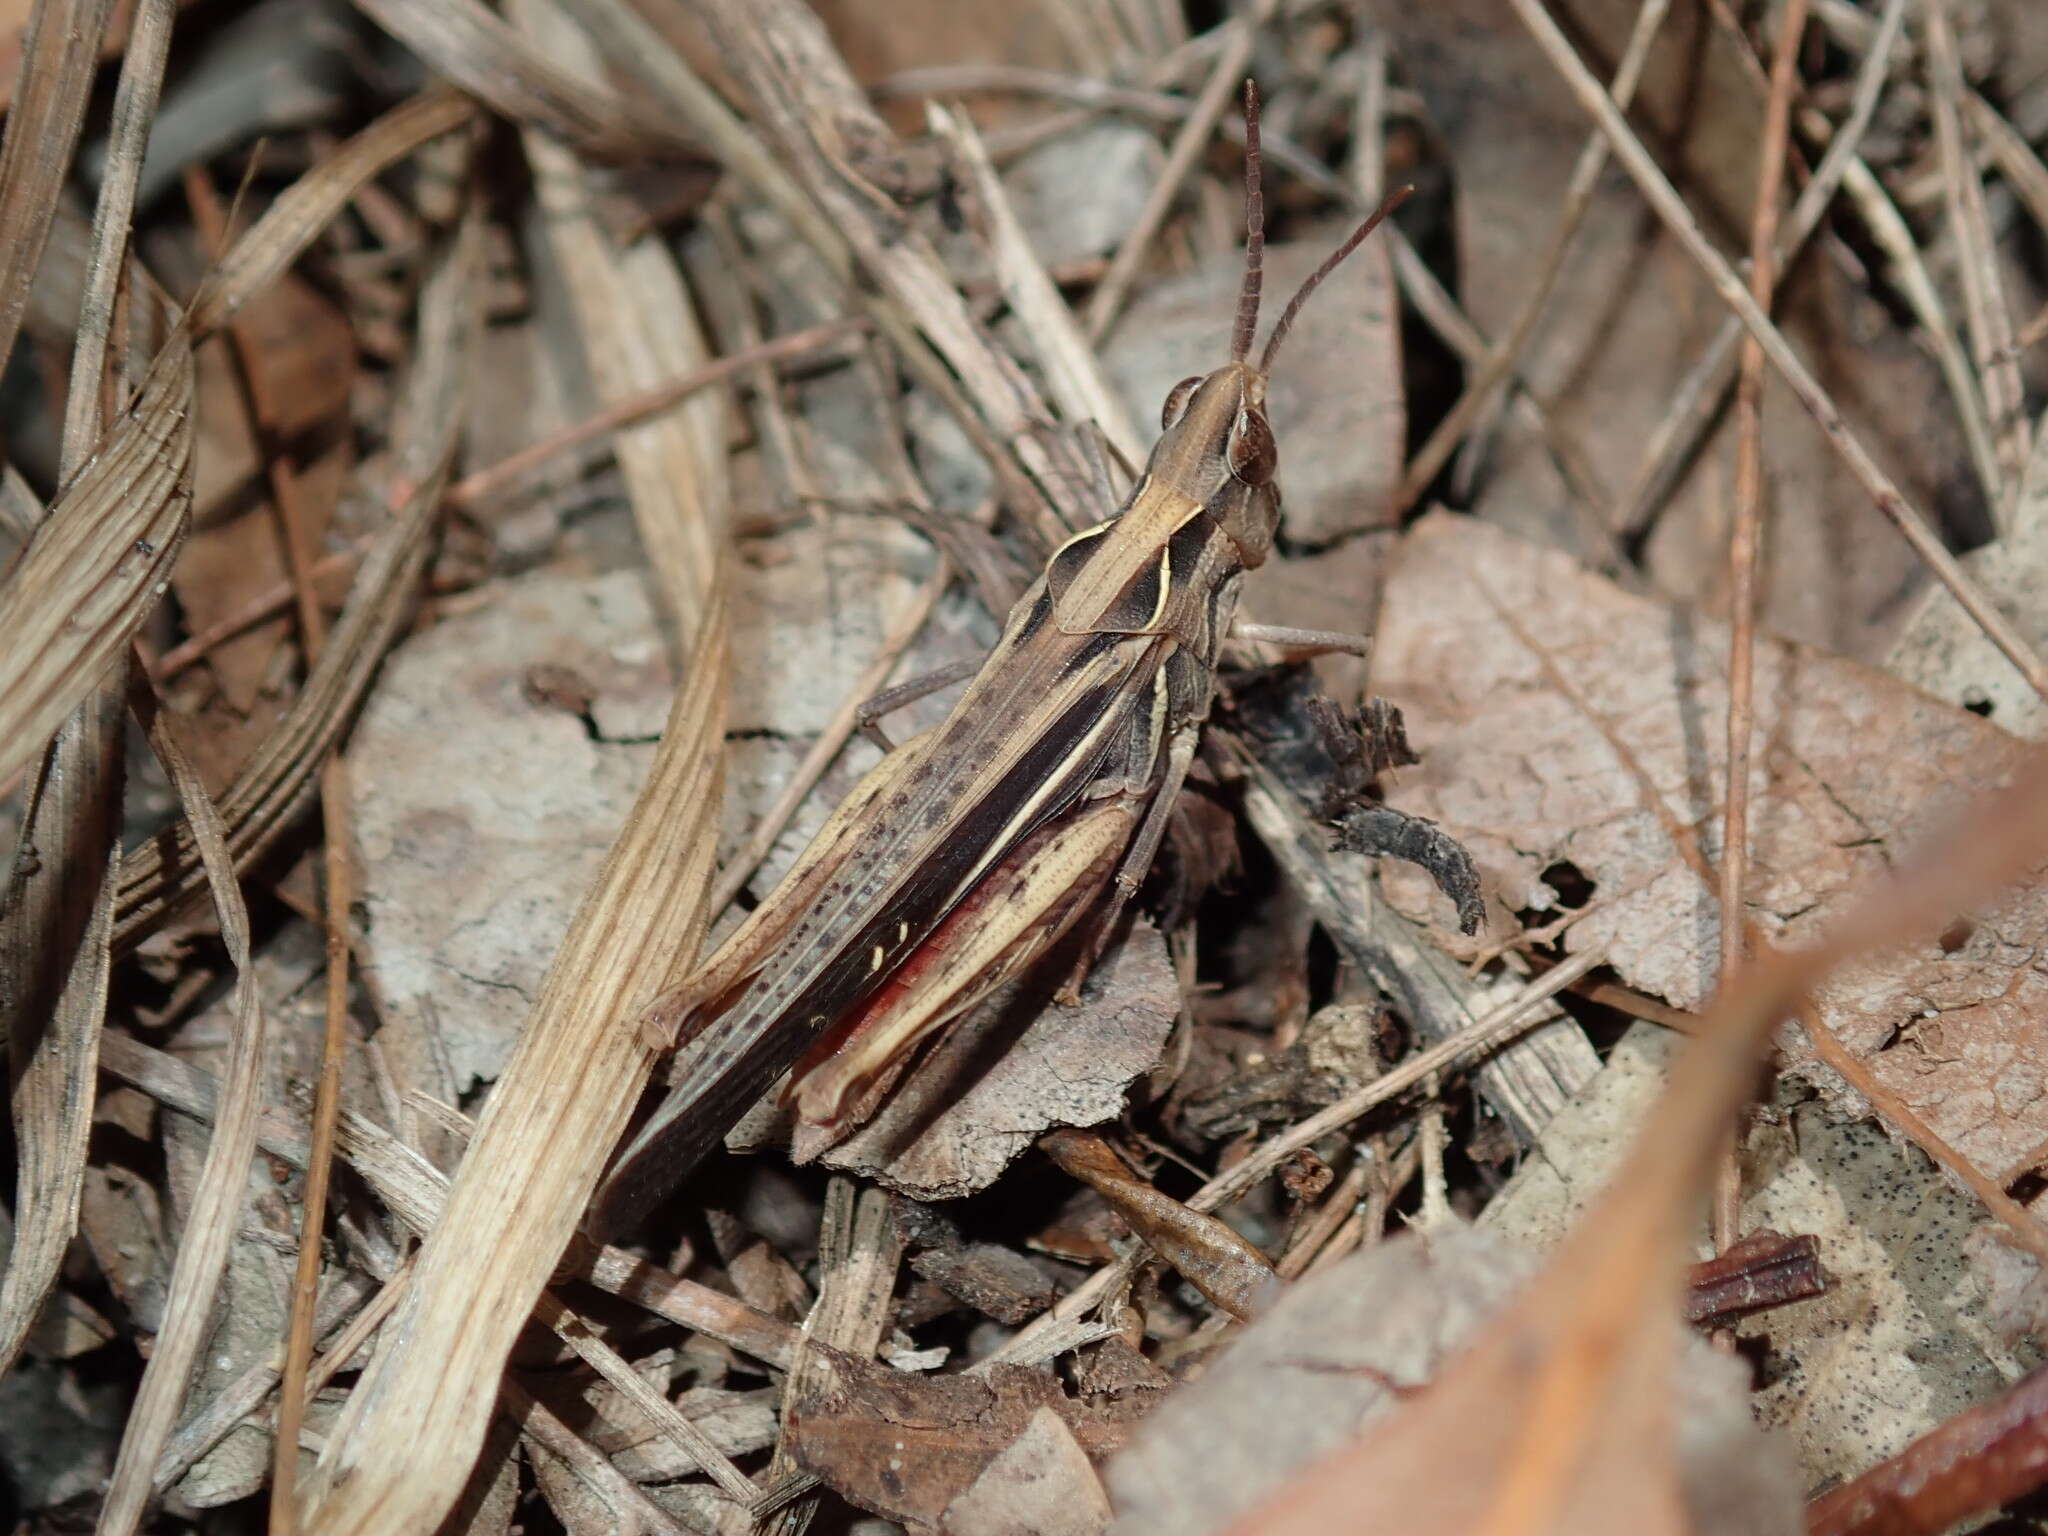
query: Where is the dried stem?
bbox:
[1081,9,1265,342]
[1715,0,1808,1260]
[1505,0,2048,706]
[186,165,357,1536]
[1393,0,1669,558]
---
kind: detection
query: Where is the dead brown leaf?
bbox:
[787,1343,1135,1534]
[1374,513,2048,1179]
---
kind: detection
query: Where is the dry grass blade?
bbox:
[304,482,730,1531]
[351,0,683,161]
[444,316,867,512]
[298,4,732,1524]
[0,0,174,1384]
[94,680,265,1536]
[0,0,118,383]
[1967,90,2048,243]
[1504,0,2048,706]
[573,0,1056,535]
[0,88,473,802]
[1226,752,2048,1535]
[0,323,192,794]
[515,0,727,615]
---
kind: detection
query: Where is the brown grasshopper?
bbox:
[592,85,1408,1236]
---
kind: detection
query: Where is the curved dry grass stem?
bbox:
[96,678,263,1536]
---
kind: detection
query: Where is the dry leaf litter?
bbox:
[8,1,2048,1534]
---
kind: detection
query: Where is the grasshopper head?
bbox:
[1153,360,1280,566]
[1150,80,1409,569]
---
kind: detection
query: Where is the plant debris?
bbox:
[11,1,2048,1533]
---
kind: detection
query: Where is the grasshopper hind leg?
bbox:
[856,655,983,750]
[785,798,1137,1132]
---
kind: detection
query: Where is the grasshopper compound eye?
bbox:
[1228,409,1277,485]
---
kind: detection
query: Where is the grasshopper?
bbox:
[593,84,1407,1236]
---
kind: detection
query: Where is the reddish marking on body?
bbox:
[783,863,1013,1093]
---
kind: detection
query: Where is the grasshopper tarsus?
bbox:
[594,79,1409,1231]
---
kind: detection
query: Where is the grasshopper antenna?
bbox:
[1258,183,1413,375]
[1230,80,1265,363]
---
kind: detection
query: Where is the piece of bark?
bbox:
[909,1242,1057,1327]
[1104,1224,1800,1536]
[796,918,1178,1199]
[788,1344,1140,1533]
[943,1406,1112,1536]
